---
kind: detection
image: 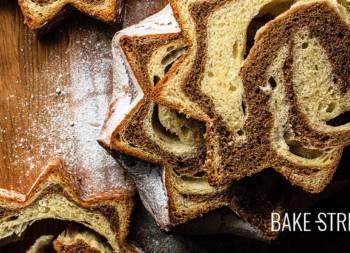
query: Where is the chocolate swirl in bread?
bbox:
[53,229,113,253]
[0,161,138,253]
[100,7,292,240]
[154,0,349,192]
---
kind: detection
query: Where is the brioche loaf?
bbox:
[18,0,123,32]
[0,161,138,253]
[154,0,349,192]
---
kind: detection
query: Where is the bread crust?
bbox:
[18,0,123,33]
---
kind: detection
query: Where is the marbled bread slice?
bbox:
[0,160,139,253]
[153,0,347,192]
[18,0,123,33]
[53,229,113,253]
[99,5,206,176]
[116,153,287,241]
[98,8,257,235]
[98,9,288,238]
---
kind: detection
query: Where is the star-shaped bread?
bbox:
[18,0,122,33]
[25,229,114,252]
[99,5,337,240]
[153,0,350,193]
[0,160,138,253]
[53,228,114,253]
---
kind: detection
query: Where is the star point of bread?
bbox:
[18,0,123,32]
[98,5,205,177]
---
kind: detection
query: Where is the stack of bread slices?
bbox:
[99,0,350,241]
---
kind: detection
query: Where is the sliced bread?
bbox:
[0,160,139,253]
[53,229,113,253]
[153,0,348,192]
[116,153,287,240]
[99,5,206,176]
[18,0,123,32]
[99,7,288,239]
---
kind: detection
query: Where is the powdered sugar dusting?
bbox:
[2,27,132,198]
[99,5,180,226]
[63,27,134,197]
[99,5,179,146]
[121,5,180,37]
[117,155,170,227]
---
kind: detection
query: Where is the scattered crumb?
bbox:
[55,87,62,96]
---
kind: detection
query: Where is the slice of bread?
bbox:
[53,229,113,253]
[153,0,348,193]
[99,5,206,176]
[0,160,139,253]
[115,153,231,231]
[116,153,287,240]
[18,0,123,32]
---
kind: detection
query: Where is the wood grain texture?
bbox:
[0,0,59,195]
